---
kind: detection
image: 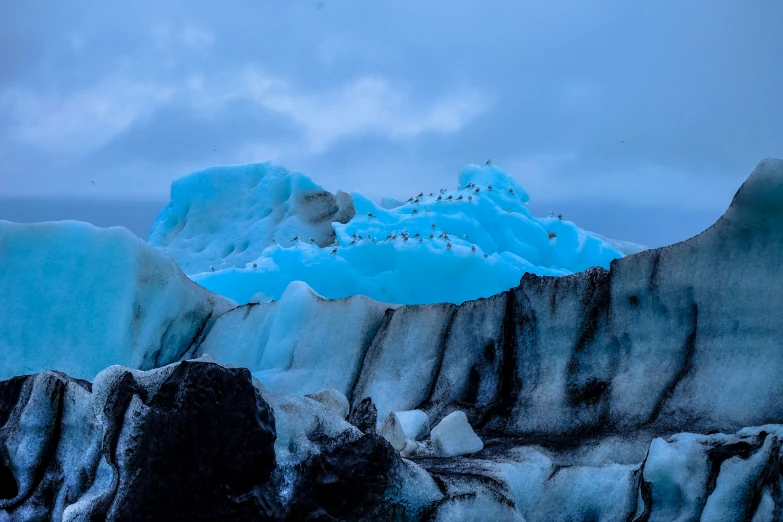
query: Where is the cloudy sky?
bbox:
[1,1,781,246]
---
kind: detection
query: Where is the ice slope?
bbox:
[199,159,783,437]
[151,162,625,305]
[0,220,235,381]
[148,162,355,275]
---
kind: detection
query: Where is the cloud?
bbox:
[1,79,175,154]
[2,66,489,158]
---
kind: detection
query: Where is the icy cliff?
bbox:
[201,159,783,439]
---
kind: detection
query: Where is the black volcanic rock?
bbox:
[347,396,378,434]
[0,361,277,521]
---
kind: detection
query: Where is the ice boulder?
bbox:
[305,388,350,419]
[0,220,235,381]
[395,409,430,441]
[430,411,484,457]
[158,162,626,305]
[379,412,407,451]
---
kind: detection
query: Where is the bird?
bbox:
[464,234,469,239]
[620,140,625,144]
[414,233,421,238]
[372,238,376,243]
[429,193,434,196]
[558,213,563,220]
[446,195,453,200]
[443,233,450,240]
[418,238,423,242]
[403,236,409,242]
[413,208,418,214]
[367,212,375,218]
[386,234,393,241]
[292,235,300,242]
[90,180,95,186]
[209,265,215,271]
[331,248,338,254]
[350,239,356,245]
[488,185,493,191]
[446,242,452,250]
[407,197,413,203]
[271,238,277,243]
[509,188,514,195]
[485,159,492,166]
[431,223,436,229]
[471,245,476,252]
[474,188,480,193]
[252,263,257,268]
[457,195,463,200]
[468,196,473,202]
[437,195,442,201]
[429,233,434,239]
[417,192,423,197]
[483,253,488,258]
[367,234,371,240]
[414,198,419,204]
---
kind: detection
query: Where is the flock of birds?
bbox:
[201,161,567,274]
[277,161,562,261]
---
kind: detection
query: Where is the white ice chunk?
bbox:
[305,388,350,419]
[395,409,430,441]
[379,412,406,451]
[430,411,483,457]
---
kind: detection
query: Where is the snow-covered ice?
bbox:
[430,411,483,457]
[150,162,627,305]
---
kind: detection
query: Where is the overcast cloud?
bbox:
[1,0,781,246]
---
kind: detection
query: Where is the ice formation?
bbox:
[150,162,628,305]
[430,411,483,457]
[0,220,234,381]
[1,159,782,520]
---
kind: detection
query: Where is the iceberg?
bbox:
[150,162,627,305]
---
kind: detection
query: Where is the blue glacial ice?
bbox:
[150,162,635,305]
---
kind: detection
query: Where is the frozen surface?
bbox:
[0,220,235,381]
[151,162,625,305]
[430,411,483,457]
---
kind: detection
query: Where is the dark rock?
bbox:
[286,434,403,521]
[0,361,278,521]
[347,397,377,434]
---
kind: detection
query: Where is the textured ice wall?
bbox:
[201,159,783,437]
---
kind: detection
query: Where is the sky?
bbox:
[1,1,781,247]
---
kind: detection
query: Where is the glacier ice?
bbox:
[430,411,483,457]
[150,161,626,305]
[305,388,350,419]
[2,158,783,519]
[194,159,783,441]
[0,220,235,381]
